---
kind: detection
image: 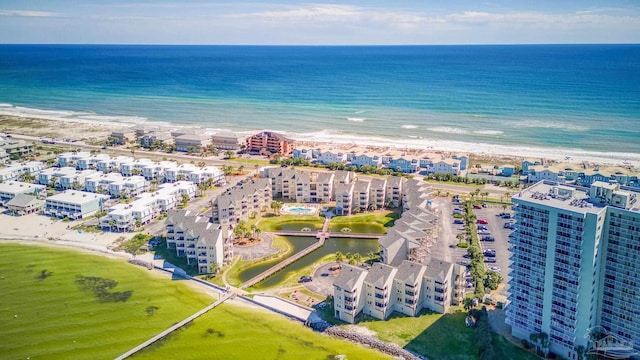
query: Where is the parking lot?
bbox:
[473,205,514,298]
[435,198,513,297]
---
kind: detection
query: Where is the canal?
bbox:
[237,221,385,289]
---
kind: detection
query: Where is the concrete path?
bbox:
[115,292,234,360]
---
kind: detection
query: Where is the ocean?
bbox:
[0,44,639,160]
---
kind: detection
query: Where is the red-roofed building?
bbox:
[245,131,294,157]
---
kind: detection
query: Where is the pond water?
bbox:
[237,221,384,289]
[250,236,379,289]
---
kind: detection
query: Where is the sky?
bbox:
[1,1,639,45]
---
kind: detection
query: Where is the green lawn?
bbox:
[330,210,400,227]
[256,214,325,231]
[132,302,391,360]
[356,308,539,360]
[0,243,212,360]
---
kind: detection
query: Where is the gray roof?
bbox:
[364,263,396,288]
[424,259,454,282]
[395,260,425,286]
[386,176,403,188]
[353,180,371,193]
[333,264,367,290]
[370,177,386,190]
[315,172,334,184]
[334,182,354,195]
[165,209,221,246]
[6,193,42,208]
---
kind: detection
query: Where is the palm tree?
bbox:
[270,200,283,216]
[367,251,376,264]
[463,297,475,312]
[224,150,235,159]
[353,253,362,266]
[251,224,259,238]
[345,252,354,265]
[335,251,344,269]
[456,233,465,244]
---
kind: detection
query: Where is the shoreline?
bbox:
[1,110,639,169]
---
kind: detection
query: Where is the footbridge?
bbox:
[115,291,235,359]
[240,218,331,289]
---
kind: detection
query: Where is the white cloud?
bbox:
[445,10,640,26]
[0,10,59,17]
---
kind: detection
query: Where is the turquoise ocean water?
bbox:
[0,44,638,158]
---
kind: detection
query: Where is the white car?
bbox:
[489,266,501,272]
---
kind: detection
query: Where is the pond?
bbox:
[250,236,379,290]
[236,221,384,289]
[328,222,386,234]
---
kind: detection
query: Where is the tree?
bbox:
[345,252,355,265]
[224,150,235,159]
[456,233,465,244]
[135,219,142,229]
[464,296,475,312]
[353,253,362,266]
[335,251,344,269]
[270,200,283,216]
[19,172,35,183]
[251,224,259,238]
[367,251,376,264]
[238,165,244,174]
[209,263,220,276]
[222,165,234,176]
[234,221,248,238]
[197,161,206,168]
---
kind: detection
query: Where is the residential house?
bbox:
[351,153,382,168]
[139,131,173,149]
[6,194,44,216]
[174,134,211,153]
[210,131,240,150]
[317,151,347,165]
[387,157,419,173]
[0,181,46,205]
[110,129,136,145]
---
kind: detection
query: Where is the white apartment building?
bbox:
[507,181,640,359]
[211,179,272,225]
[334,259,465,324]
[44,190,109,219]
[165,209,232,273]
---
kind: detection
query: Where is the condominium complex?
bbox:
[333,259,465,323]
[165,209,232,273]
[211,178,272,225]
[507,181,640,359]
[246,131,294,157]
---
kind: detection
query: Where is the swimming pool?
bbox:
[282,205,318,216]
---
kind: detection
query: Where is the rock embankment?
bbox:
[325,326,425,360]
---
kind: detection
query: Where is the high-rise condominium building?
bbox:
[507,181,640,360]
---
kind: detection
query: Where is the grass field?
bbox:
[1,243,392,360]
[357,308,538,360]
[132,303,391,360]
[0,243,213,360]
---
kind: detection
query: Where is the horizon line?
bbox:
[1,42,639,47]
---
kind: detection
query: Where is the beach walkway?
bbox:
[240,217,332,289]
[115,292,235,360]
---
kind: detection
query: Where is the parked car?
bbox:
[504,223,515,229]
[453,219,464,224]
[298,276,312,283]
[473,205,482,209]
[482,202,488,208]
[478,230,491,235]
[477,225,488,230]
[484,249,496,257]
[500,214,511,219]
[477,219,488,224]
[484,258,497,263]
[489,266,501,272]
